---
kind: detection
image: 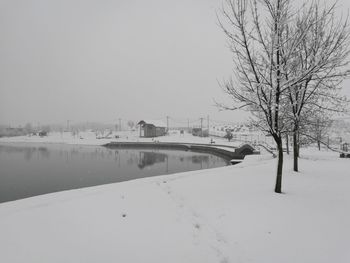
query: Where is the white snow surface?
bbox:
[0,130,241,147]
[0,134,349,262]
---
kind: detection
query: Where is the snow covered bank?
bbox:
[0,150,349,263]
[0,131,253,160]
[0,131,113,146]
[0,131,242,147]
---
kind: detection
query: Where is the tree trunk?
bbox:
[293,130,298,172]
[316,120,321,151]
[274,136,283,193]
[286,134,289,155]
[297,130,300,158]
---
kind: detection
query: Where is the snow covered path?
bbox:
[0,150,349,263]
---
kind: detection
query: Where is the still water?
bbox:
[0,143,230,203]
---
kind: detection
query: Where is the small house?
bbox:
[138,120,167,138]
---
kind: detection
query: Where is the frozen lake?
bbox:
[0,143,230,203]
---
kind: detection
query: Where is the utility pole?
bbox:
[66,120,70,132]
[200,117,204,137]
[187,119,190,132]
[207,115,209,136]
[166,116,169,132]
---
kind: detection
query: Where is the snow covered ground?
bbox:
[0,146,349,263]
[0,130,241,147]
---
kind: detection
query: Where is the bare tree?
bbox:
[24,123,33,134]
[297,109,333,150]
[218,0,302,193]
[283,1,350,171]
[218,0,350,192]
[313,115,333,151]
[127,120,135,130]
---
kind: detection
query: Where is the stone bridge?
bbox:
[104,142,259,162]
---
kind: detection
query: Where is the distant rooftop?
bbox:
[138,120,167,128]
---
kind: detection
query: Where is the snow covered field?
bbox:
[0,145,349,263]
[0,130,242,147]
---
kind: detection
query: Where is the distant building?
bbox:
[192,128,209,137]
[138,120,167,138]
[38,130,48,137]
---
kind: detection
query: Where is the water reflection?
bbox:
[138,151,167,169]
[0,143,230,203]
[0,145,51,161]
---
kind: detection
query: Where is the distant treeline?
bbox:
[0,123,50,137]
[0,127,28,137]
[0,121,122,137]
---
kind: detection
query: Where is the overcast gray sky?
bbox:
[1,0,350,126]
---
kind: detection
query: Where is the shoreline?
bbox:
[0,132,260,163]
[104,141,258,162]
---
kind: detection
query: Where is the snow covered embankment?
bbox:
[0,150,349,263]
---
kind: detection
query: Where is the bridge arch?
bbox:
[235,144,255,156]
